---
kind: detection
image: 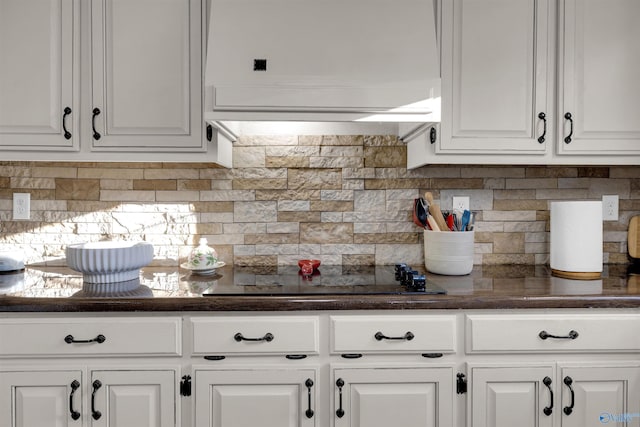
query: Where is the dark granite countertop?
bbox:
[1,264,639,312]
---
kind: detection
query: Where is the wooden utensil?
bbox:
[424,192,449,232]
[628,216,640,258]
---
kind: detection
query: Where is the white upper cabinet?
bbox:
[0,0,80,150]
[205,0,441,123]
[89,0,204,151]
[439,0,553,154]
[557,0,640,155]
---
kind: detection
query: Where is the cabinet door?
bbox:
[90,0,204,151]
[90,370,175,427]
[470,365,554,427]
[558,0,640,155]
[195,368,316,427]
[439,0,552,154]
[0,370,83,427]
[0,0,79,150]
[333,367,453,427]
[559,366,640,427]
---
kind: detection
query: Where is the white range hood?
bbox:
[204,0,441,136]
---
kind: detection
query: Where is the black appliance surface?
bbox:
[201,265,447,296]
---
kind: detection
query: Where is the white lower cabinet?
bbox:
[0,370,83,427]
[469,364,640,427]
[194,368,317,427]
[0,369,175,427]
[332,367,454,427]
[470,365,555,427]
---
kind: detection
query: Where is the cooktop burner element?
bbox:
[200,265,447,296]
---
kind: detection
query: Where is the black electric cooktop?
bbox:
[200,265,447,296]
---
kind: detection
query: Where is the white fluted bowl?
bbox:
[65,241,154,283]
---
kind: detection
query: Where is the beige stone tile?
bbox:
[506,178,557,189]
[343,168,376,179]
[535,189,588,199]
[11,177,56,189]
[178,180,211,191]
[482,253,535,264]
[232,147,266,168]
[343,254,375,265]
[100,190,155,202]
[236,135,297,146]
[143,169,199,180]
[364,135,400,147]
[156,191,199,202]
[265,146,319,157]
[278,211,322,222]
[354,233,419,244]
[364,178,430,190]
[309,200,353,212]
[133,180,177,191]
[265,156,310,168]
[267,222,299,233]
[492,233,525,253]
[493,189,536,199]
[587,178,631,198]
[483,210,537,221]
[406,166,461,178]
[278,200,310,211]
[610,166,640,178]
[255,243,300,255]
[244,233,300,244]
[55,179,100,201]
[309,156,364,168]
[192,201,233,212]
[78,168,144,179]
[234,255,278,266]
[0,177,9,188]
[256,189,321,201]
[234,201,278,222]
[503,221,546,232]
[321,212,344,222]
[494,199,548,211]
[300,223,353,244]
[288,169,342,190]
[32,167,77,178]
[374,244,423,265]
[223,223,264,234]
[430,178,484,189]
[364,146,406,168]
[525,166,577,178]
[100,179,133,190]
[354,223,387,234]
[320,146,364,157]
[525,242,548,254]
[200,190,255,201]
[461,167,525,178]
[233,178,288,190]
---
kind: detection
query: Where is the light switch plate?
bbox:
[13,193,30,220]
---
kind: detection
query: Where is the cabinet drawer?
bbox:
[0,317,182,357]
[330,315,457,354]
[466,314,640,353]
[191,316,319,355]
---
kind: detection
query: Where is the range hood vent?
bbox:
[204,0,441,126]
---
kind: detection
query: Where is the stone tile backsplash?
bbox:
[0,135,639,267]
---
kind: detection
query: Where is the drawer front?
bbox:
[330,315,457,354]
[191,316,319,355]
[467,314,640,353]
[0,317,182,357]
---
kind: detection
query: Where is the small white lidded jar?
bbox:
[187,238,218,269]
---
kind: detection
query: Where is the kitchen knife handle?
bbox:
[564,112,573,143]
[537,112,546,143]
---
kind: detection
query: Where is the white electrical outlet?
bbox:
[13,193,30,220]
[452,196,470,211]
[602,195,619,221]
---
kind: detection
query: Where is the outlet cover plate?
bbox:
[453,196,470,211]
[13,193,30,220]
[602,195,619,221]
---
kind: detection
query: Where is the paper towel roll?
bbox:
[550,201,602,279]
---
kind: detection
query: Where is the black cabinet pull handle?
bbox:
[539,330,578,340]
[563,376,575,415]
[374,331,414,341]
[62,107,72,140]
[65,334,106,344]
[543,376,553,416]
[537,112,547,143]
[564,112,573,143]
[234,332,274,342]
[336,378,345,418]
[91,380,102,420]
[305,378,314,418]
[69,380,81,420]
[341,353,363,359]
[92,108,101,140]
